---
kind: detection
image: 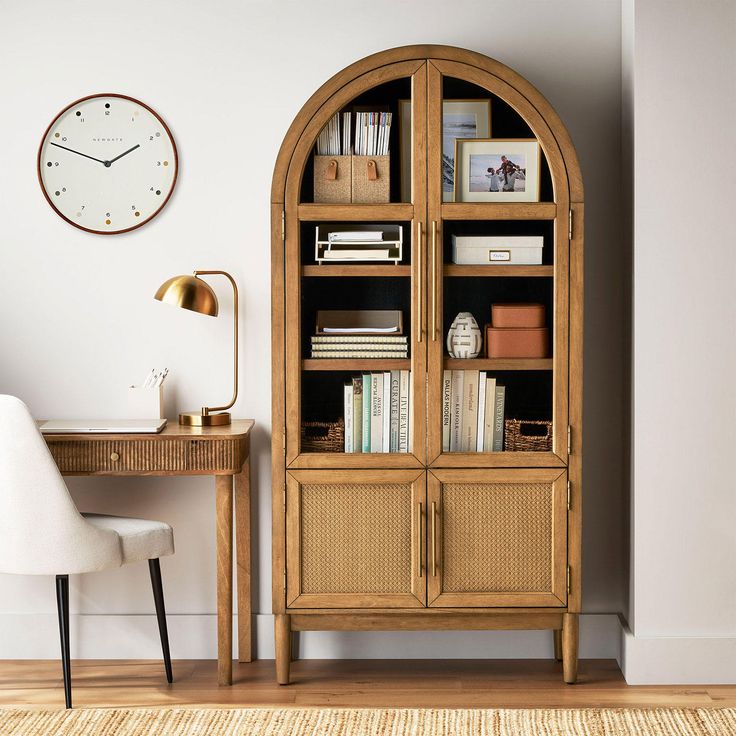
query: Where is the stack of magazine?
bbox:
[344,371,411,453]
[442,370,506,452]
[316,111,393,156]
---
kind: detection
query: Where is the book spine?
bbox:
[449,370,464,452]
[389,370,400,452]
[462,370,479,452]
[311,335,408,344]
[361,373,371,453]
[442,369,452,452]
[476,372,487,452]
[382,372,391,453]
[407,371,413,453]
[370,372,383,453]
[352,376,363,453]
[311,343,408,352]
[492,385,506,452]
[398,370,410,452]
[310,351,408,359]
[344,382,353,453]
[483,377,497,452]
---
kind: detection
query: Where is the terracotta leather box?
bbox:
[491,303,546,328]
[486,326,549,358]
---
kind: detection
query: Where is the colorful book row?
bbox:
[442,370,505,452]
[344,371,411,453]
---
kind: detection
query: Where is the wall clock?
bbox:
[38,94,178,234]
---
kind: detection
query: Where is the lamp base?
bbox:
[179,411,232,427]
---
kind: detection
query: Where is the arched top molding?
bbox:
[271,44,583,204]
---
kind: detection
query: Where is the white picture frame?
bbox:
[399,99,492,203]
[454,138,541,203]
[441,100,491,202]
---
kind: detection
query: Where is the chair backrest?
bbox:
[0,395,122,575]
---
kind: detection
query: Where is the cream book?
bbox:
[461,370,480,452]
[483,376,497,452]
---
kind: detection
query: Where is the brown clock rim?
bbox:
[37,93,179,236]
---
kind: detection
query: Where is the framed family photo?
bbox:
[399,99,491,202]
[454,139,541,203]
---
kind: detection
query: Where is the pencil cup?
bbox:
[127,385,164,419]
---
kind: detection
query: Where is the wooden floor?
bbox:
[1,659,735,710]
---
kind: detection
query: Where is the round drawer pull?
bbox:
[110,452,120,462]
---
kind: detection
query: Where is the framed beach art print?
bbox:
[454,138,541,202]
[399,99,491,202]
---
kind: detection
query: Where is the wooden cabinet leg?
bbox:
[562,613,579,684]
[216,475,234,686]
[235,458,252,663]
[275,614,291,685]
[553,629,563,662]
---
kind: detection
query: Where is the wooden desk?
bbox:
[42,419,255,686]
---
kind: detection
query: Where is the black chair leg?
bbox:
[55,575,72,709]
[148,559,173,683]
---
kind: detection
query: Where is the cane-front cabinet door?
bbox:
[427,469,567,607]
[286,469,426,608]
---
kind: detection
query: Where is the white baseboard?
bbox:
[0,613,620,661]
[7,613,735,684]
[621,623,736,684]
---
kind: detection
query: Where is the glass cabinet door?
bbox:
[283,61,428,469]
[425,62,570,468]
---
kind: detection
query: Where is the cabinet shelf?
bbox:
[441,203,557,221]
[303,265,411,277]
[444,358,553,371]
[444,265,553,278]
[298,203,414,222]
[302,358,411,371]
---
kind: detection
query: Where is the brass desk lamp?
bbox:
[154,270,238,426]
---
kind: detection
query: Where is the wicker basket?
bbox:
[301,419,345,453]
[504,419,553,452]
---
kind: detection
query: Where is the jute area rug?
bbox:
[1,707,736,735]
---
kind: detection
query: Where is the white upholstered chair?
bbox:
[0,394,175,708]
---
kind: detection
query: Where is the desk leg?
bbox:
[216,474,233,686]
[235,457,252,663]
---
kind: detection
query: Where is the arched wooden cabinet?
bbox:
[271,45,583,684]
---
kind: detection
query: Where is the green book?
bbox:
[352,376,363,452]
[361,373,372,453]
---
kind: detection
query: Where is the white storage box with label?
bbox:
[451,235,544,265]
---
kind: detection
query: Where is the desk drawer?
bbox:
[47,438,245,474]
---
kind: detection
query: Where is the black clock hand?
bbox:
[108,144,141,164]
[49,141,106,165]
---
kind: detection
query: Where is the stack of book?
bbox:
[344,371,411,453]
[311,335,408,359]
[311,310,407,358]
[441,370,506,452]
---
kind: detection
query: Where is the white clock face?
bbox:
[38,94,178,234]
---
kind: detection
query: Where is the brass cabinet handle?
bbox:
[417,502,423,578]
[431,501,437,576]
[110,452,120,462]
[416,221,423,343]
[431,220,438,341]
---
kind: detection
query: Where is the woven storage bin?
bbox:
[504,419,553,452]
[352,155,390,203]
[313,155,352,203]
[301,419,345,453]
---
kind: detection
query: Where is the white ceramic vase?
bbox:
[446,312,482,359]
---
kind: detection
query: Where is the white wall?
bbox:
[623,0,736,683]
[0,0,625,660]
